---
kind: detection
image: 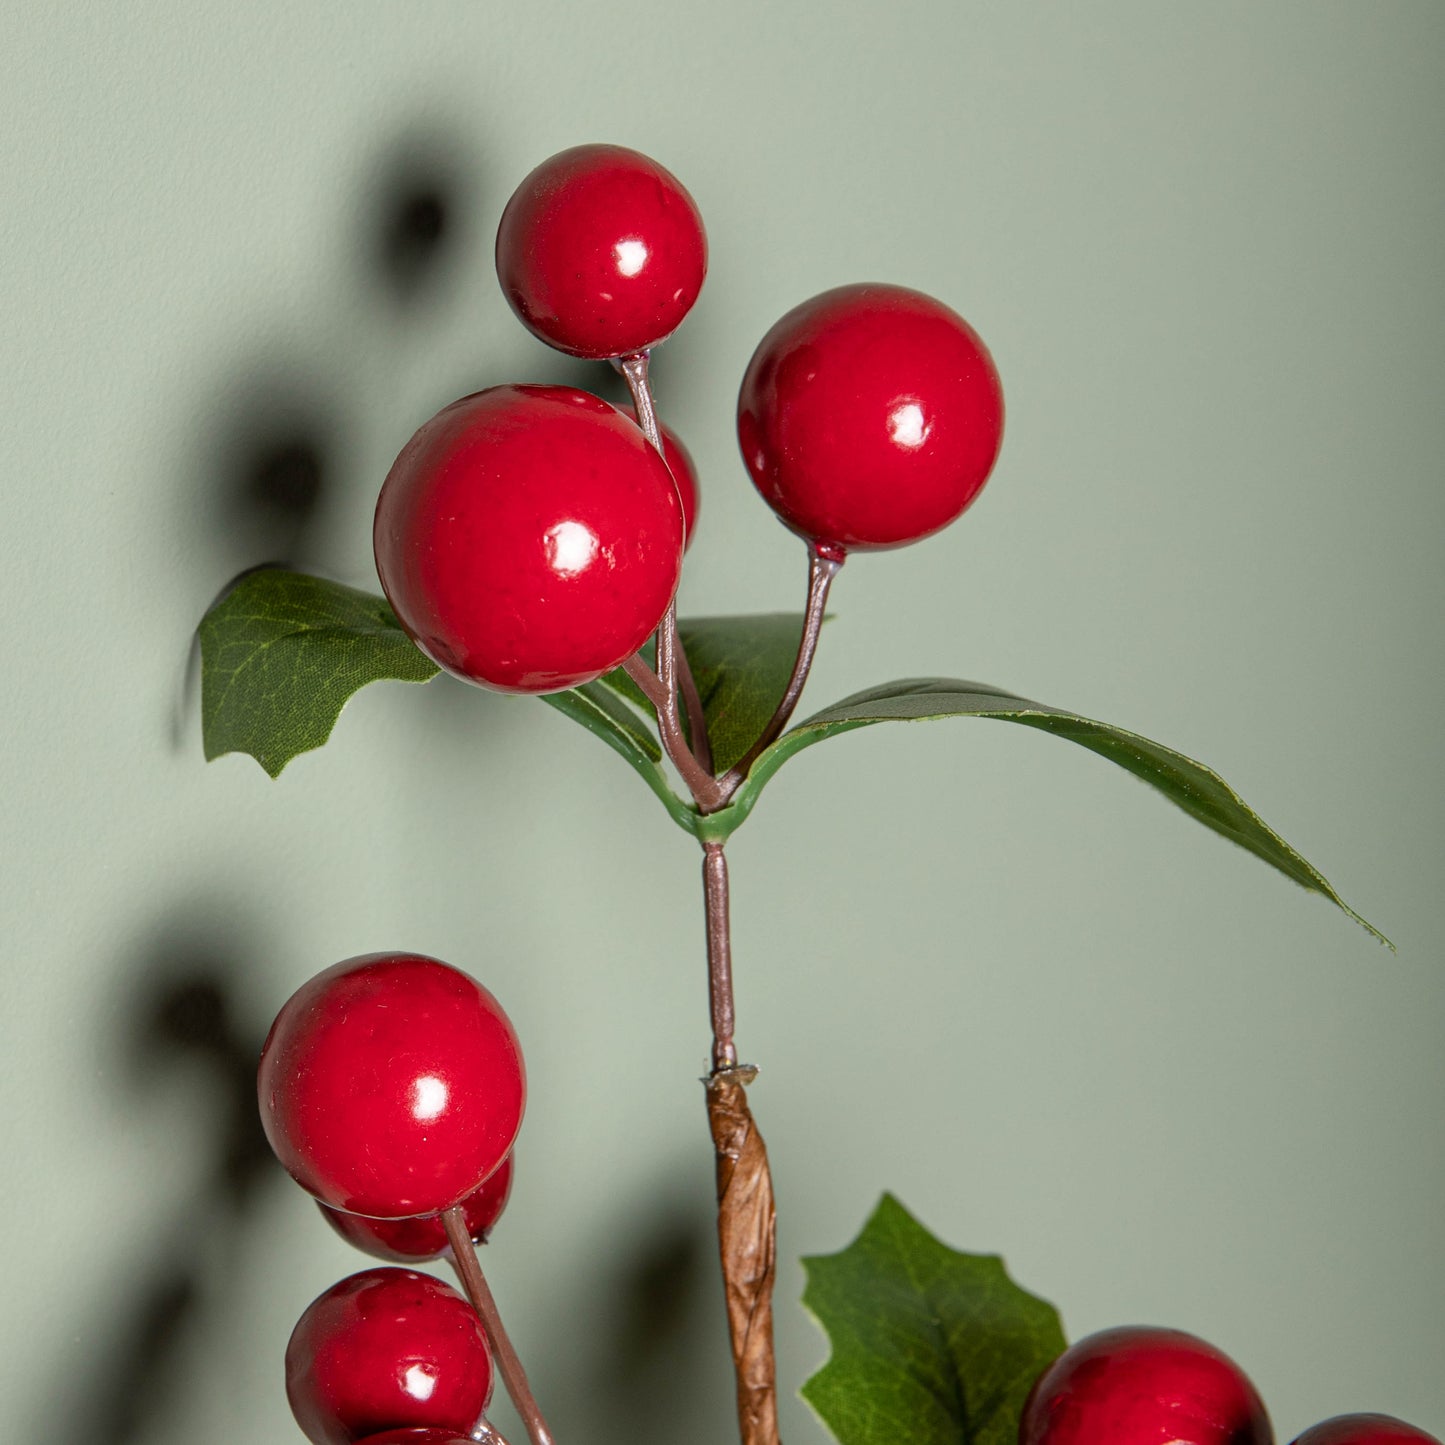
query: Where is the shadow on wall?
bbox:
[50,915,277,1445]
[518,1166,737,1445]
[172,122,630,755]
[588,1199,733,1445]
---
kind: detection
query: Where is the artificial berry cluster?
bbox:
[258,953,525,1445]
[1021,1325,1440,1445]
[251,142,1435,1445]
[268,136,1009,1445]
[373,142,1005,703]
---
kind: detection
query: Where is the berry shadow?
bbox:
[173,124,479,751]
[361,129,475,311]
[46,915,282,1445]
[567,1183,735,1445]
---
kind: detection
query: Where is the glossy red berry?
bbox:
[286,1268,492,1445]
[374,384,684,693]
[622,404,699,549]
[320,1155,515,1264]
[258,953,524,1219]
[1292,1417,1442,1445]
[353,1433,480,1445]
[1019,1325,1273,1445]
[496,143,707,359]
[737,282,1004,553]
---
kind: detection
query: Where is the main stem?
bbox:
[443,1208,557,1445]
[617,350,784,1445]
[703,842,737,1071]
[702,840,780,1445]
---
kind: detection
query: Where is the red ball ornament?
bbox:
[319,1155,515,1264]
[374,384,684,693]
[737,282,1003,553]
[285,1268,493,1445]
[1019,1325,1273,1445]
[258,953,524,1219]
[1292,1417,1442,1445]
[496,142,707,359]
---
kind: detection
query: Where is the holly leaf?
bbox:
[199,567,439,776]
[695,678,1388,945]
[598,613,809,774]
[801,1193,1065,1445]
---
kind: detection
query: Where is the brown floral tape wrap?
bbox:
[706,1066,779,1445]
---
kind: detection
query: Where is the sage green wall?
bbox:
[2,4,1441,1442]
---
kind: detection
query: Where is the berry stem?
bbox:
[622,653,725,807]
[718,541,842,795]
[617,350,713,772]
[443,1207,556,1445]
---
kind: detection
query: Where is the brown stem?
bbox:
[443,1207,556,1445]
[677,644,713,774]
[622,652,724,809]
[718,542,841,798]
[701,841,780,1445]
[618,350,713,774]
[623,354,782,1445]
[702,841,738,1070]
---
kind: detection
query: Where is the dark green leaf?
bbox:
[199,568,438,776]
[696,678,1387,945]
[676,613,810,774]
[801,1194,1065,1445]
[598,613,810,774]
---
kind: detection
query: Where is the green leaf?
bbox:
[801,1193,1065,1445]
[598,613,810,775]
[199,567,438,776]
[696,678,1388,945]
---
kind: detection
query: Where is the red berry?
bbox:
[1019,1325,1273,1445]
[1292,1417,1442,1445]
[286,1268,492,1445]
[622,404,700,549]
[736,282,1004,553]
[354,1433,480,1445]
[258,953,524,1219]
[374,384,684,693]
[496,143,707,359]
[320,1155,515,1263]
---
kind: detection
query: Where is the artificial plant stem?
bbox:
[621,653,723,807]
[618,350,662,449]
[702,840,738,1070]
[701,840,781,1445]
[443,1208,557,1445]
[718,542,842,796]
[618,350,712,771]
[623,346,779,1444]
[707,1067,781,1445]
